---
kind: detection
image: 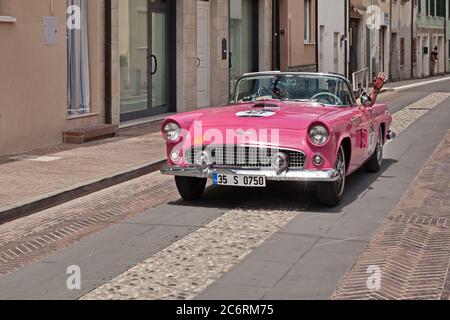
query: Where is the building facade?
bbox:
[445,0,450,72]
[278,0,318,72]
[1,0,449,156]
[317,0,348,75]
[113,0,274,122]
[390,0,414,81]
[349,0,392,80]
[0,0,106,156]
[0,0,275,156]
[415,0,447,77]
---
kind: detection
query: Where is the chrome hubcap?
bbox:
[335,148,346,196]
[376,130,383,165]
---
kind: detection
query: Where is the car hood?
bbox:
[174,100,337,130]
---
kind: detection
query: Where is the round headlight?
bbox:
[309,125,329,145]
[163,122,181,142]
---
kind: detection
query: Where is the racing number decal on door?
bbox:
[360,129,368,148]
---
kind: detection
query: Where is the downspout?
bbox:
[105,0,112,124]
[315,0,319,72]
[411,0,414,78]
[345,0,349,78]
[389,0,392,79]
[445,4,448,73]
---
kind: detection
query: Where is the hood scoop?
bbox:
[252,102,280,109]
[234,101,281,118]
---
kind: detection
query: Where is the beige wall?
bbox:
[280,0,317,71]
[0,0,106,156]
[210,0,230,106]
[258,0,273,71]
[0,0,67,156]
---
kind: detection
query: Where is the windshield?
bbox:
[233,74,355,107]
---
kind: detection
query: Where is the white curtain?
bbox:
[67,0,90,115]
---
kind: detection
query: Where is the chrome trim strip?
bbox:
[161,165,339,182]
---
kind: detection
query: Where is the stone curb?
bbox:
[0,159,166,225]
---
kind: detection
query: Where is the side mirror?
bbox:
[359,92,372,107]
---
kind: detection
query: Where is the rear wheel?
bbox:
[365,127,384,173]
[318,145,346,207]
[175,177,207,201]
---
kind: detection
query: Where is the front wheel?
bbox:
[175,177,207,201]
[317,145,346,207]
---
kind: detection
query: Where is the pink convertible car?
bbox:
[161,72,395,206]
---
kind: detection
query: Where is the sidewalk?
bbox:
[382,74,450,92]
[333,129,450,300]
[0,123,167,223]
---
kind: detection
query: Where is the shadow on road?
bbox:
[168,158,397,215]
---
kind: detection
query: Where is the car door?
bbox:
[364,105,378,159]
[350,105,373,170]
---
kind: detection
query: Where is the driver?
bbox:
[327,79,338,94]
[271,75,285,99]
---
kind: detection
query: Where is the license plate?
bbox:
[213,174,266,187]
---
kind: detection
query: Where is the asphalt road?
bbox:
[0,80,449,300]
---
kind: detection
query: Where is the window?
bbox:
[418,0,422,14]
[67,0,90,115]
[426,0,429,15]
[430,0,435,16]
[436,0,445,17]
[304,0,311,43]
[400,38,405,65]
[229,0,259,92]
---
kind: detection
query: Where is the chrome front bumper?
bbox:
[161,165,339,182]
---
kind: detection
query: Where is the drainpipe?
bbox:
[445,6,448,73]
[411,0,414,78]
[315,0,319,72]
[105,0,112,125]
[389,0,392,79]
[345,0,349,78]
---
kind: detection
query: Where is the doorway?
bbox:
[229,0,259,94]
[349,18,359,76]
[119,0,175,122]
[197,0,211,108]
[272,0,281,70]
[438,36,444,74]
[390,33,399,81]
[379,27,385,73]
[422,35,430,77]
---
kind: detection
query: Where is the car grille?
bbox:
[185,146,306,169]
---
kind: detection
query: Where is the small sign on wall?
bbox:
[43,16,60,46]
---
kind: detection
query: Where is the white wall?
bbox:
[317,0,346,75]
[392,0,413,79]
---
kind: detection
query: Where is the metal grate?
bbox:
[185,146,306,169]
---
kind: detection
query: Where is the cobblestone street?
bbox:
[333,129,450,300]
[0,79,449,300]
